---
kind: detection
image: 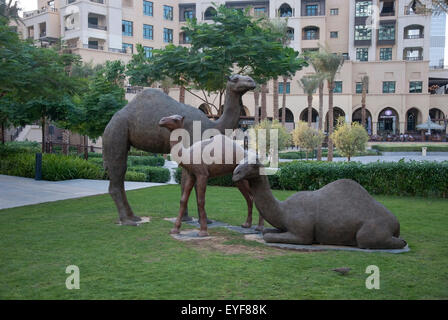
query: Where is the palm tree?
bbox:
[260,83,268,120]
[308,53,325,160]
[298,75,319,127]
[361,75,369,129]
[0,0,22,24]
[253,84,261,124]
[312,47,344,162]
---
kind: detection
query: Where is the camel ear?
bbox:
[179,116,185,127]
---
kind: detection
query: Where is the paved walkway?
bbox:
[0,175,165,210]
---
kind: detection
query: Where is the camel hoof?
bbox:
[170,228,180,234]
[255,225,264,232]
[241,223,251,229]
[130,215,142,222]
[119,219,138,226]
[198,231,209,237]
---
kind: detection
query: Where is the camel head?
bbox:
[158,114,185,132]
[232,162,262,182]
[226,74,256,94]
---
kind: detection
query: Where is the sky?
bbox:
[17,0,37,15]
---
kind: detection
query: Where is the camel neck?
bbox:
[248,175,285,230]
[213,88,242,133]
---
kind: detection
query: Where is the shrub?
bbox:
[331,119,369,161]
[371,145,448,152]
[291,121,325,159]
[130,165,170,183]
[128,155,165,167]
[125,171,147,182]
[0,141,41,157]
[0,153,104,181]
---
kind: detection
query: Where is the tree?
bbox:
[311,47,344,162]
[361,75,369,128]
[331,118,369,161]
[0,0,21,24]
[128,5,306,115]
[292,121,325,160]
[250,119,291,157]
[298,75,319,126]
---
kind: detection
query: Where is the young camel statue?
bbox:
[232,162,407,249]
[158,114,264,237]
[103,75,256,225]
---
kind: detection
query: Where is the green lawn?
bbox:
[0,185,447,299]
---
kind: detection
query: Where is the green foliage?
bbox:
[292,121,325,158]
[0,153,104,181]
[128,155,165,167]
[277,160,448,197]
[130,165,170,183]
[331,119,369,161]
[249,119,291,154]
[125,171,147,182]
[371,145,448,152]
[0,141,40,156]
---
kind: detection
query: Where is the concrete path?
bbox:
[0,175,165,210]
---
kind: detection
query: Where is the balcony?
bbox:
[405,56,423,61]
[90,0,105,4]
[83,44,104,50]
[23,7,57,18]
[88,23,107,31]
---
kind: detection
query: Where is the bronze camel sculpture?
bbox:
[103,75,256,225]
[232,162,407,249]
[158,114,264,236]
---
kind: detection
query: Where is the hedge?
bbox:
[371,145,448,152]
[173,161,448,197]
[0,141,41,156]
[125,171,147,182]
[279,149,380,159]
[127,155,165,167]
[0,153,104,181]
[130,165,170,183]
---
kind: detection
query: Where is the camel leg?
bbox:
[171,174,196,234]
[103,122,140,226]
[195,175,210,237]
[180,168,193,222]
[236,179,264,231]
[356,221,407,249]
[263,231,312,245]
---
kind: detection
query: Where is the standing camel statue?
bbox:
[232,162,407,249]
[103,75,256,225]
[158,114,264,237]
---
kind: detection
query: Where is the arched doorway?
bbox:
[352,108,373,135]
[429,108,446,126]
[377,107,399,135]
[279,108,295,130]
[300,108,319,129]
[406,108,422,133]
[326,107,345,132]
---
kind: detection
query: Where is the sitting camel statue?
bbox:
[232,162,407,249]
[103,75,256,225]
[158,114,264,237]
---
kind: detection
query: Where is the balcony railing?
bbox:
[109,47,126,53]
[90,0,105,4]
[39,32,46,37]
[404,34,423,39]
[83,44,104,50]
[23,7,57,18]
[405,56,423,61]
[88,23,107,31]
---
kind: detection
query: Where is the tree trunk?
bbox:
[327,80,334,162]
[254,90,260,125]
[62,130,70,155]
[273,78,279,121]
[41,117,46,153]
[84,135,88,160]
[316,81,324,161]
[261,83,267,121]
[1,121,4,144]
[307,94,313,126]
[282,76,287,126]
[179,86,185,104]
[361,87,366,128]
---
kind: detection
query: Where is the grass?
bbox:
[0,185,447,299]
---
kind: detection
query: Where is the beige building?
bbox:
[19,0,448,140]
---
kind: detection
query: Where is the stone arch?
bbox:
[325,107,345,132]
[279,107,295,130]
[204,7,217,20]
[352,107,373,135]
[429,108,446,126]
[299,108,319,128]
[405,107,423,132]
[377,107,399,135]
[404,24,424,39]
[278,3,293,17]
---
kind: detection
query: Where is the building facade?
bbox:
[20,0,448,137]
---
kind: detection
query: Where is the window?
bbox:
[184,9,194,20]
[287,28,294,40]
[383,81,396,93]
[122,20,133,36]
[356,82,368,93]
[279,4,293,17]
[163,28,173,43]
[330,8,339,15]
[163,5,173,20]
[143,46,153,58]
[380,48,392,60]
[204,7,217,20]
[333,81,343,93]
[303,27,319,40]
[279,82,290,94]
[306,5,318,16]
[330,31,338,38]
[409,81,423,93]
[356,48,369,61]
[380,0,395,16]
[143,1,153,16]
[122,43,133,54]
[254,7,267,16]
[355,1,372,17]
[355,25,372,40]
[143,24,153,40]
[378,24,395,40]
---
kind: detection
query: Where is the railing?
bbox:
[109,47,126,53]
[90,0,105,4]
[88,23,107,31]
[405,56,423,61]
[380,10,395,16]
[23,7,57,18]
[39,32,46,37]
[83,44,104,50]
[404,34,423,39]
